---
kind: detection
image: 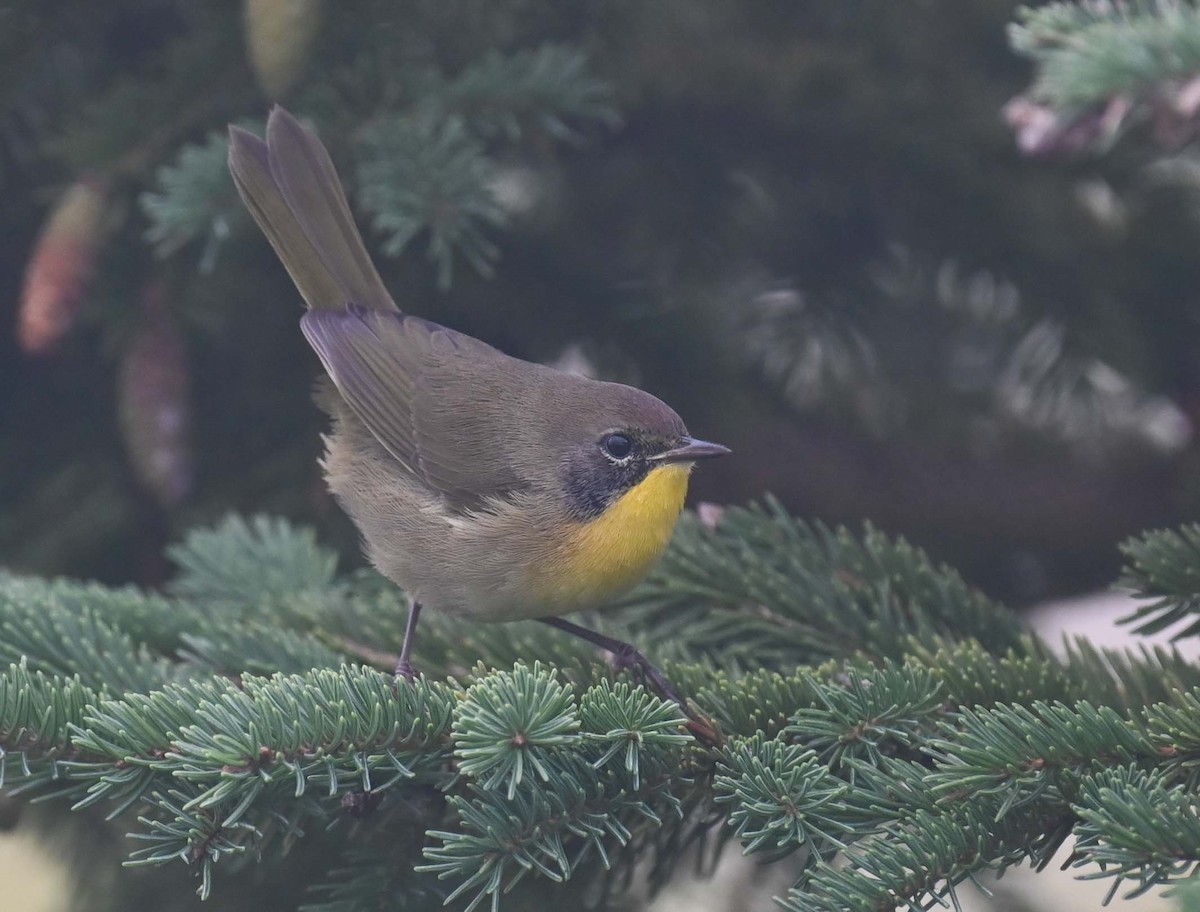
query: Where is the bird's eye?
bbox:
[602,433,633,460]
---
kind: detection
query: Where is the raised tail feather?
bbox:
[227,106,396,312]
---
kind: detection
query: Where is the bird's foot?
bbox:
[610,645,722,746]
[537,616,723,745]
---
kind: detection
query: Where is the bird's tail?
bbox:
[228,106,396,312]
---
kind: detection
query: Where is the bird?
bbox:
[227,106,729,714]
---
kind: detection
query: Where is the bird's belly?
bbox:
[525,463,691,611]
[324,408,691,621]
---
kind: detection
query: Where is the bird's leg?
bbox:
[394,601,422,681]
[538,617,721,743]
[537,617,718,742]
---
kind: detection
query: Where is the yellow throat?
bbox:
[535,463,692,608]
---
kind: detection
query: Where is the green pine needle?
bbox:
[452,662,581,799]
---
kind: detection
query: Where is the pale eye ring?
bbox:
[602,433,633,460]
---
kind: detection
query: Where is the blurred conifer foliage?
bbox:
[8,1,1200,907]
[4,0,1200,598]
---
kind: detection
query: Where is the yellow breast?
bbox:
[530,463,692,609]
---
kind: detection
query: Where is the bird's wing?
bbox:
[302,307,529,508]
[236,107,536,508]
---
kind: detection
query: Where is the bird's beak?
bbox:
[652,436,731,463]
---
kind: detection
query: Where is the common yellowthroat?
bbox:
[227,107,728,708]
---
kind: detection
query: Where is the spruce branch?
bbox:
[452,662,581,800]
[1072,765,1200,900]
[179,621,347,678]
[688,665,825,741]
[733,255,1188,455]
[166,669,454,806]
[1118,524,1200,637]
[925,701,1153,813]
[0,572,189,655]
[68,680,230,818]
[422,665,692,910]
[341,43,616,289]
[0,580,178,692]
[1007,1,1200,154]
[63,666,456,897]
[1010,1,1200,111]
[5,510,1200,907]
[1059,635,1200,711]
[432,44,620,143]
[141,128,252,271]
[713,735,853,859]
[166,513,341,612]
[1145,689,1200,785]
[1178,873,1200,911]
[786,664,944,771]
[620,498,1025,668]
[356,111,505,289]
[909,636,1085,709]
[0,660,98,789]
[579,679,691,792]
[421,766,681,912]
[786,795,1073,912]
[303,838,447,912]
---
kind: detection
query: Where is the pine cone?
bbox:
[18,177,109,354]
[118,281,194,508]
[244,0,323,98]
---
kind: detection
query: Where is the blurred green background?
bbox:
[3,0,1199,607]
